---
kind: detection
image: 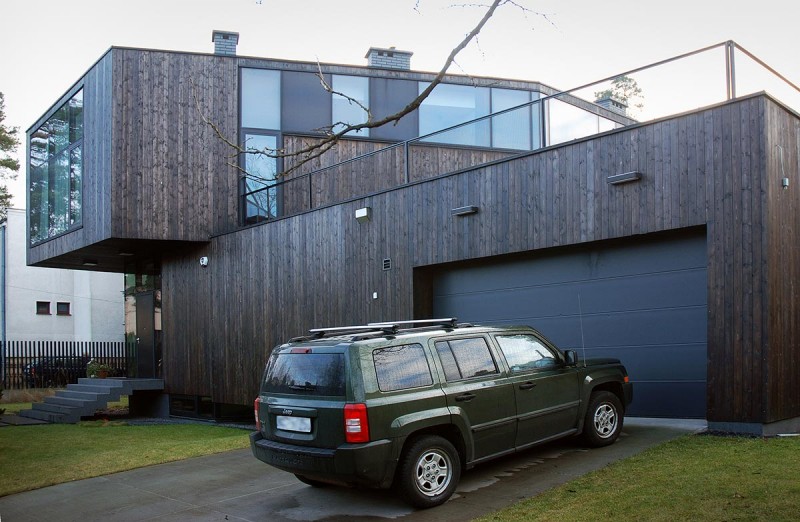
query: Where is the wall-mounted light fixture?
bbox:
[82,259,98,267]
[355,207,372,223]
[451,205,479,217]
[199,256,209,267]
[607,171,643,185]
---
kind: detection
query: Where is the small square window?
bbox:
[56,302,71,316]
[36,301,50,315]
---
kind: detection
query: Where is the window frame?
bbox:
[372,343,434,392]
[493,332,564,374]
[36,301,51,315]
[433,336,500,382]
[56,302,71,316]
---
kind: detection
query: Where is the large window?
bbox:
[29,90,83,244]
[241,68,280,130]
[242,133,279,224]
[332,75,370,136]
[419,83,490,146]
[373,344,433,392]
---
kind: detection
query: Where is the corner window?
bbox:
[373,344,433,392]
[36,301,50,315]
[29,90,83,244]
[496,334,559,372]
[56,302,71,316]
[332,75,370,136]
[241,68,281,130]
[434,337,498,381]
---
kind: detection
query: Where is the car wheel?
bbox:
[396,435,461,509]
[583,391,624,447]
[294,474,328,488]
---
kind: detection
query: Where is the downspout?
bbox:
[1,223,6,386]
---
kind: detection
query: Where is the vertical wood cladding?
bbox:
[183,95,798,421]
[112,49,239,240]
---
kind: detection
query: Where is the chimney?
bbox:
[595,95,628,117]
[212,30,239,56]
[365,46,413,70]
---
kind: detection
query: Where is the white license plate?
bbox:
[276,415,311,433]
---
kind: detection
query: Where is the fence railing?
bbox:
[241,40,799,226]
[1,340,129,390]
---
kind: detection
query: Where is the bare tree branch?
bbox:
[200,0,506,182]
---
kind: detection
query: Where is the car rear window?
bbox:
[263,352,346,396]
[373,344,433,392]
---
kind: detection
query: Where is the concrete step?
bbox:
[59,390,103,401]
[67,383,124,397]
[45,396,92,408]
[32,402,80,415]
[18,409,67,423]
[77,378,125,388]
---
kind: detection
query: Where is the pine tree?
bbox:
[0,92,20,221]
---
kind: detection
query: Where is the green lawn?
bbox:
[477,435,800,522]
[0,422,250,497]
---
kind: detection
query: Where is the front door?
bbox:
[136,291,156,378]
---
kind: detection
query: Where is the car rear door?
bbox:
[432,336,516,462]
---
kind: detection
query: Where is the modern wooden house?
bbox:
[27,33,800,434]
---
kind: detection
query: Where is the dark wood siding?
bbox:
[160,94,798,423]
[112,49,239,240]
[764,99,800,422]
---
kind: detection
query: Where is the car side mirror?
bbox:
[564,350,578,366]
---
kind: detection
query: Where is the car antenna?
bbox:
[578,292,587,367]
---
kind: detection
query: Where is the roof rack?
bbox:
[291,318,467,342]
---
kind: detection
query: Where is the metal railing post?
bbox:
[725,41,736,100]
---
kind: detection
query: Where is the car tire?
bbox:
[583,391,624,447]
[396,435,461,509]
[294,474,328,488]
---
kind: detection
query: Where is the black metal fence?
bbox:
[1,341,129,390]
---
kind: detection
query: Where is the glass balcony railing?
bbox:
[241,41,799,224]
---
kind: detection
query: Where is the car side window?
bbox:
[496,334,560,372]
[373,343,433,392]
[434,337,498,381]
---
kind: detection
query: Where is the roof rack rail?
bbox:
[307,324,399,338]
[368,318,460,329]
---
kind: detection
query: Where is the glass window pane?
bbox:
[491,88,530,150]
[435,341,462,382]
[69,90,83,143]
[264,353,346,396]
[51,151,70,236]
[531,93,543,150]
[547,98,600,145]
[373,344,433,392]
[332,75,369,136]
[47,105,69,156]
[70,146,82,226]
[419,82,490,146]
[243,133,278,222]
[241,68,281,130]
[496,334,559,372]
[447,338,498,379]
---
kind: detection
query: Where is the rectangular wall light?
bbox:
[607,171,642,185]
[451,205,479,216]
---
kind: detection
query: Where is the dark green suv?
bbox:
[250,319,633,508]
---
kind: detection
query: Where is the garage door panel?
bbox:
[632,382,706,418]
[432,230,708,419]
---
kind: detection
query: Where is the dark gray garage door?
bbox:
[432,230,707,418]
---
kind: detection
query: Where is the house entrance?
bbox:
[124,273,162,379]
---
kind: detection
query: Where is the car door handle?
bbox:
[455,393,476,402]
[519,382,537,390]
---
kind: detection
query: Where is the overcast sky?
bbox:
[2,0,798,208]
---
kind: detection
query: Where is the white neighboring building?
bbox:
[1,208,123,342]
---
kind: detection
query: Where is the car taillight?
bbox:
[344,403,370,443]
[254,397,262,431]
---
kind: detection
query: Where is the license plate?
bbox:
[276,415,311,433]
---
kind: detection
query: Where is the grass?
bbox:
[477,434,800,522]
[0,422,250,497]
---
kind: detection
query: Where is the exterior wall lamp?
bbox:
[607,171,643,185]
[451,205,479,216]
[355,207,372,223]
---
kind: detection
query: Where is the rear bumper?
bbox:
[250,431,396,488]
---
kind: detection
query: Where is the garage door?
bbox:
[432,230,707,418]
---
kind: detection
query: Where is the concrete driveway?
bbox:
[0,418,704,522]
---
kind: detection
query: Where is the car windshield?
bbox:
[263,352,346,396]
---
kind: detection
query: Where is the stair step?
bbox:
[32,402,80,415]
[67,383,124,395]
[18,409,68,423]
[45,396,93,408]
[59,390,103,401]
[77,378,126,387]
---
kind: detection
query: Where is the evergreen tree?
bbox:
[0,92,19,221]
